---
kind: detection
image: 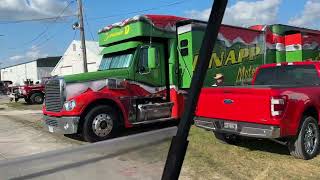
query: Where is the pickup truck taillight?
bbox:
[270,96,287,118]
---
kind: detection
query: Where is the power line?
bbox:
[88,0,186,21]
[0,1,76,60]
[0,0,76,25]
[0,0,186,25]
[6,0,75,50]
[0,15,76,25]
[0,20,74,65]
[1,0,188,62]
[84,9,95,41]
[32,19,75,49]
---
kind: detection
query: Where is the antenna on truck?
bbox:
[161,0,228,179]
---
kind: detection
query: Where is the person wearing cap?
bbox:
[212,73,224,87]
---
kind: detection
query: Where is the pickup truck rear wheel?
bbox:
[288,116,320,160]
[30,93,44,104]
[214,132,240,145]
[83,105,119,142]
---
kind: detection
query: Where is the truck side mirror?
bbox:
[148,47,157,69]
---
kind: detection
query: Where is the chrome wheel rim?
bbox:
[304,123,318,155]
[35,96,42,103]
[92,113,113,137]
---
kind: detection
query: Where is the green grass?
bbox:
[112,126,320,179]
[180,127,320,180]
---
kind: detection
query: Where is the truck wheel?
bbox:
[288,116,320,160]
[24,97,31,104]
[30,93,44,104]
[82,105,119,142]
[213,132,240,145]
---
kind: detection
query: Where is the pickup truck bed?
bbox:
[194,62,320,160]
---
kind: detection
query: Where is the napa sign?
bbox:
[192,46,262,69]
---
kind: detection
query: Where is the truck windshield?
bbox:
[254,65,320,86]
[99,52,133,70]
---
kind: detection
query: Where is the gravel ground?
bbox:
[0,95,176,179]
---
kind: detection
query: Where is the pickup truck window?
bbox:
[254,65,320,85]
[99,52,133,70]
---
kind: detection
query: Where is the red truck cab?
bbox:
[195,61,320,159]
[19,84,45,104]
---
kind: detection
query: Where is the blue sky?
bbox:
[0,0,318,67]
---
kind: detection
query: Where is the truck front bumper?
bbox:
[194,117,280,139]
[43,115,80,134]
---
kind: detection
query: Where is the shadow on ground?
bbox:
[236,137,290,155]
[65,121,178,142]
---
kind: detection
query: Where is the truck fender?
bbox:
[296,105,319,134]
[78,98,129,132]
[29,90,44,96]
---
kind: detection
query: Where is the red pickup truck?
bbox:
[195,61,320,159]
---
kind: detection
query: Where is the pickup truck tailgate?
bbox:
[196,87,273,124]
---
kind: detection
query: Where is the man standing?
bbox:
[212,73,224,86]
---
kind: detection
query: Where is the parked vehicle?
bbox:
[195,61,320,160]
[9,79,45,104]
[0,80,12,95]
[19,84,45,104]
[42,14,320,142]
[8,85,22,102]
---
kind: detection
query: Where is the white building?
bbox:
[1,57,60,86]
[51,40,103,76]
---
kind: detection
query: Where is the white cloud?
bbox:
[4,46,48,66]
[9,55,24,61]
[288,0,320,28]
[0,0,73,21]
[186,0,282,27]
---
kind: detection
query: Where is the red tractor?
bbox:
[9,78,48,104]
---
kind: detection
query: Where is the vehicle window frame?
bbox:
[254,64,320,86]
[138,47,149,73]
[98,49,135,71]
[137,46,160,73]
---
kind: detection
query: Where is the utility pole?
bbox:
[0,36,4,80]
[0,63,2,81]
[77,0,88,73]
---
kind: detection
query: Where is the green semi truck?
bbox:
[42,15,320,142]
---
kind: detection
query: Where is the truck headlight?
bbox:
[63,100,76,111]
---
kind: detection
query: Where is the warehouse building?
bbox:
[51,40,103,76]
[0,56,60,86]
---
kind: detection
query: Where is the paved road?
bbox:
[0,127,175,180]
[0,113,83,160]
[0,96,177,179]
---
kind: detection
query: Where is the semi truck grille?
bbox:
[45,79,64,112]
